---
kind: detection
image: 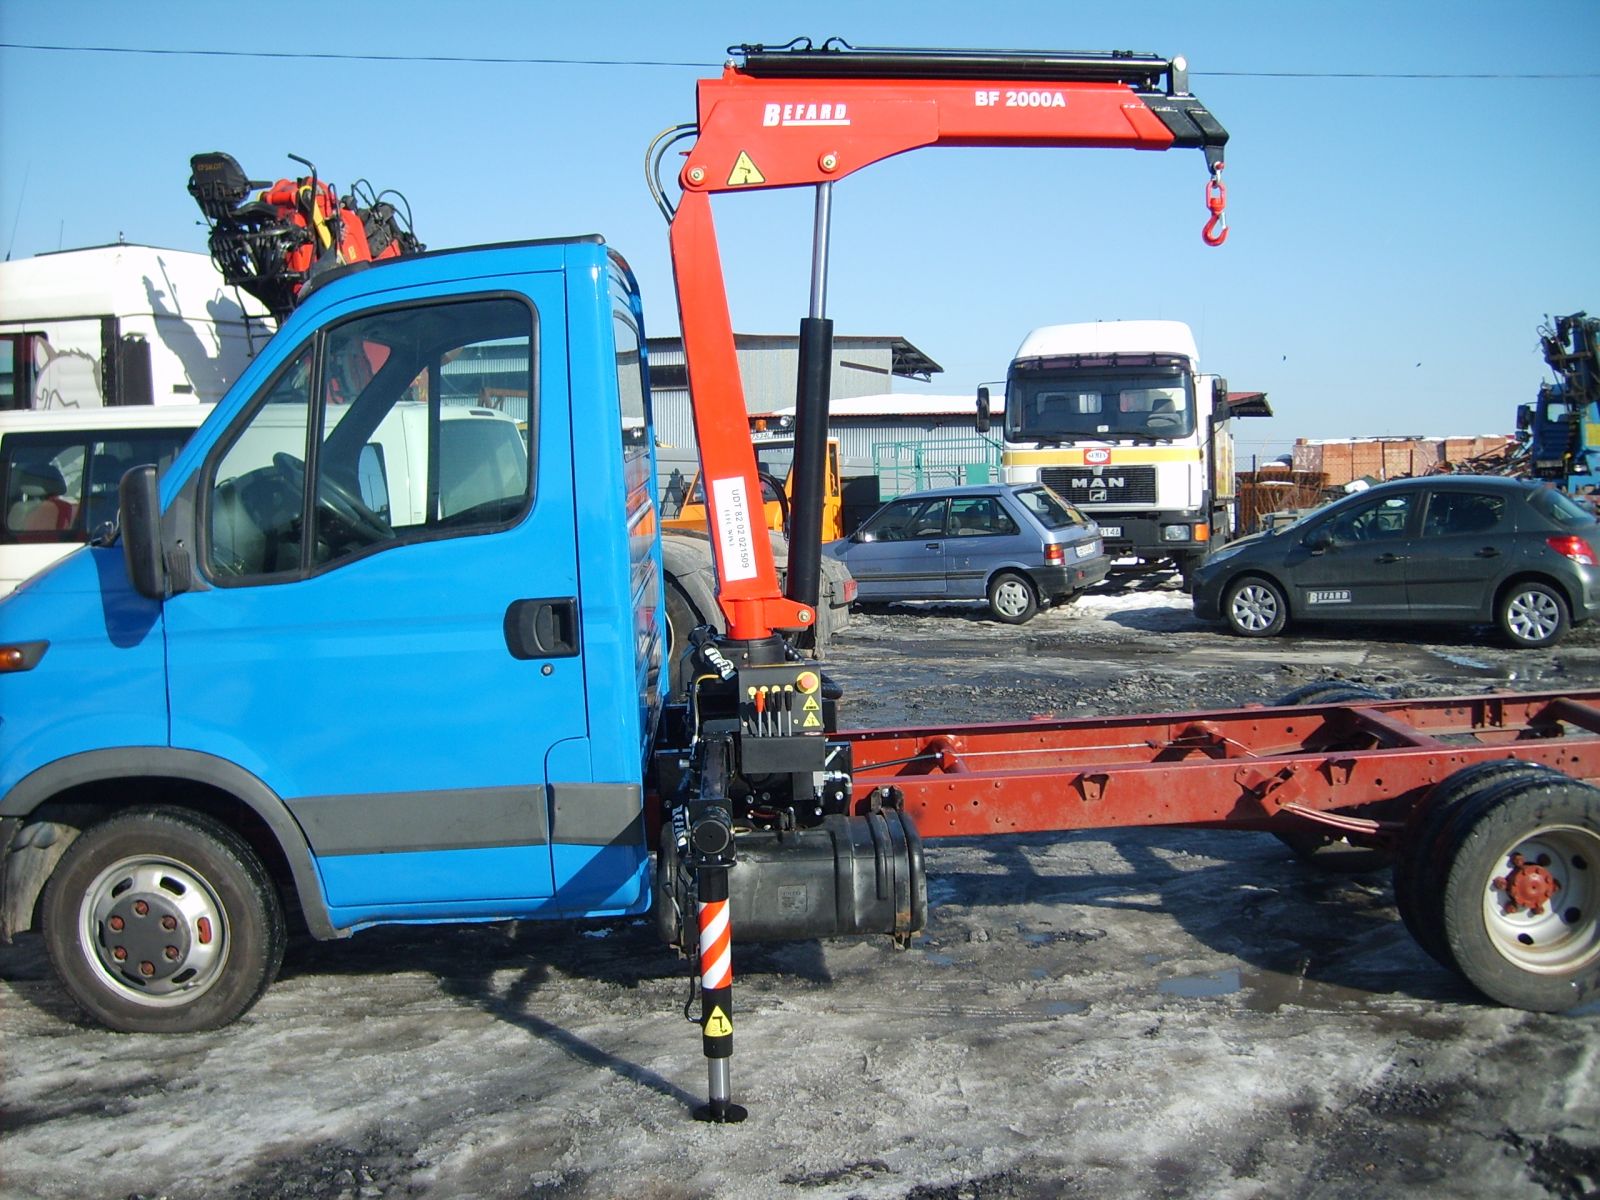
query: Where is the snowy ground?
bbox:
[3,578,1599,1200]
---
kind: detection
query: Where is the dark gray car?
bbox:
[822,483,1109,623]
[1191,475,1600,647]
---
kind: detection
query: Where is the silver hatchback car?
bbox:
[821,483,1110,623]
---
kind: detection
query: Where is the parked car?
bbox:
[1191,475,1600,647]
[822,482,1109,623]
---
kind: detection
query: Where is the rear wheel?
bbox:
[1392,760,1564,965]
[663,582,703,702]
[987,571,1038,624]
[1435,776,1600,1010]
[1223,576,1287,637]
[41,808,285,1033]
[1497,580,1568,648]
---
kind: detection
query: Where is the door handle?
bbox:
[1475,547,1501,558]
[504,597,581,659]
[923,542,941,550]
[1376,552,1408,564]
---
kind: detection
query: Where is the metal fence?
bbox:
[871,436,1002,498]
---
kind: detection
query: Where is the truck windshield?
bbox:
[1007,366,1194,441]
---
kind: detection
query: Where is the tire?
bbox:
[987,571,1038,624]
[1270,683,1394,871]
[40,808,286,1033]
[1393,760,1562,967]
[1435,775,1600,1011]
[1270,681,1389,708]
[1223,575,1287,638]
[1497,580,1569,648]
[663,582,703,702]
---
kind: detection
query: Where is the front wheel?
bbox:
[987,571,1038,624]
[1497,581,1568,648]
[41,808,286,1033]
[1223,576,1287,637]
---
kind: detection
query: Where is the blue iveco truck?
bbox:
[13,41,1590,1124]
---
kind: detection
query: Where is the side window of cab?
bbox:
[203,296,536,583]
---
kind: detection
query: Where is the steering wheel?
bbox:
[274,452,394,544]
[757,471,791,533]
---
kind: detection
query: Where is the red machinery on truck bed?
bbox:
[186,151,423,321]
[649,39,1596,1119]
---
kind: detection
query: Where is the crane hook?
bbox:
[1202,164,1228,247]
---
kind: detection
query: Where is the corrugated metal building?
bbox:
[646,332,940,453]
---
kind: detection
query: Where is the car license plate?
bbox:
[1075,542,1099,559]
[1099,525,1121,538]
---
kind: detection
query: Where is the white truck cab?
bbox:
[0,244,273,410]
[997,319,1253,580]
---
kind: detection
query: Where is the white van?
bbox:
[0,405,214,595]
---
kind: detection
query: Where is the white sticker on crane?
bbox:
[711,476,759,582]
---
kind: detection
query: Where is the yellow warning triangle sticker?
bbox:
[802,713,822,729]
[728,151,766,187]
[705,1006,733,1037]
[803,696,821,711]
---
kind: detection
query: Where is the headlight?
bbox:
[1162,524,1193,542]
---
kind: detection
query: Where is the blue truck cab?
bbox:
[0,238,667,1031]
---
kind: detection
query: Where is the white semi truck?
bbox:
[986,319,1265,581]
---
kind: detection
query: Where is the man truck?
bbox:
[984,319,1265,581]
[2,42,1597,1127]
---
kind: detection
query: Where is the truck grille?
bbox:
[1040,466,1158,505]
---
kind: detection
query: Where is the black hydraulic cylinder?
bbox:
[786,316,834,614]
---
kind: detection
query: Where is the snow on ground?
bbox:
[4,585,1600,1199]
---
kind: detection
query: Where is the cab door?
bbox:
[164,278,579,923]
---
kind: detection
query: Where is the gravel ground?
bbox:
[3,579,1598,1200]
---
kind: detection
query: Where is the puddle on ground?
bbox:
[1159,967,1244,999]
[1157,964,1382,1014]
[1430,651,1496,671]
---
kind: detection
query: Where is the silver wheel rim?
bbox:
[993,578,1031,618]
[1229,583,1279,632]
[1480,824,1600,974]
[78,855,230,1007]
[1506,589,1560,643]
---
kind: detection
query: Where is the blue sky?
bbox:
[3,1,1596,461]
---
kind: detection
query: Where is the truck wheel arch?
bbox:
[1,748,338,942]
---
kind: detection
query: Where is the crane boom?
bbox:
[663,40,1229,642]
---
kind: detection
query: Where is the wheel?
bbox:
[987,571,1038,624]
[1223,575,1287,637]
[1435,775,1600,1011]
[1270,683,1394,871]
[40,808,286,1033]
[1497,580,1568,648]
[1270,681,1388,708]
[1394,760,1563,967]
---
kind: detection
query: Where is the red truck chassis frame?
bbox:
[847,689,1600,839]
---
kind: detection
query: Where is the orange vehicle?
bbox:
[662,412,845,542]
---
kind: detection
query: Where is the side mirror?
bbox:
[1304,526,1333,552]
[119,465,166,600]
[975,386,991,435]
[1516,404,1534,432]
[1213,376,1229,406]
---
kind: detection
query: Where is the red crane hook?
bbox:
[1202,164,1228,247]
